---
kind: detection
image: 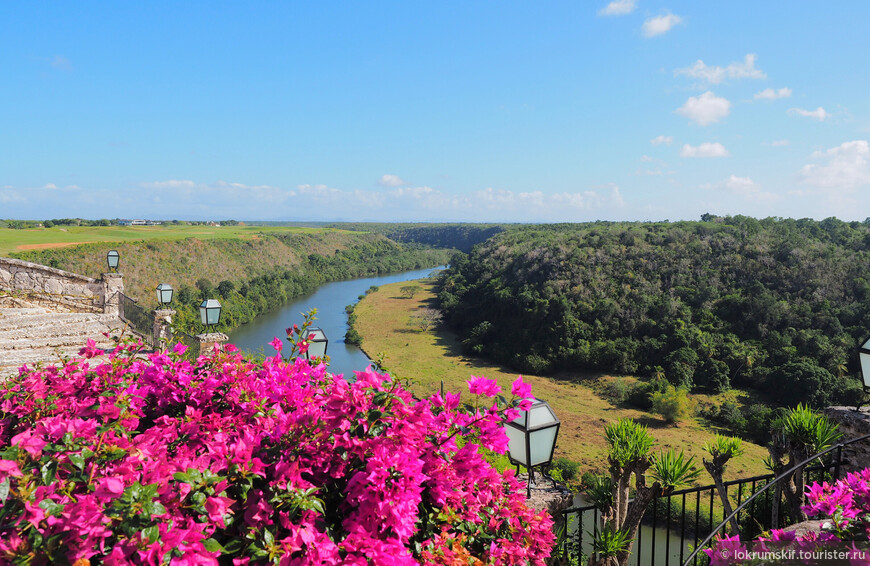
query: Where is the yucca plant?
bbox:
[703,435,744,535]
[768,404,842,525]
[589,418,699,566]
[592,524,632,566]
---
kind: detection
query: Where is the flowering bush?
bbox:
[0,338,554,565]
[705,468,870,565]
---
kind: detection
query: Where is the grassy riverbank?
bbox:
[353,278,771,480]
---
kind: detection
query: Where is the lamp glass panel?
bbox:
[528,404,558,428]
[199,306,208,325]
[860,351,870,388]
[206,308,220,326]
[308,340,327,359]
[107,251,119,268]
[505,426,529,466]
[863,337,870,350]
[529,426,558,467]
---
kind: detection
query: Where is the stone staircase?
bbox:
[0,298,121,379]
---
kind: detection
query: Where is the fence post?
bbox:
[101,273,124,316]
[196,332,229,356]
[153,309,175,347]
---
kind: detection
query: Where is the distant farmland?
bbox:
[0,224,340,256]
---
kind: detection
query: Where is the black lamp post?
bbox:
[199,299,222,331]
[857,335,870,410]
[156,283,174,306]
[301,326,328,360]
[505,398,561,497]
[106,250,120,272]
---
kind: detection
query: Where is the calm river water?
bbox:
[227,266,444,378]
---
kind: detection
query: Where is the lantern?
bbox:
[156,283,174,306]
[106,250,120,271]
[857,335,870,410]
[199,299,222,330]
[301,326,328,360]
[506,397,560,497]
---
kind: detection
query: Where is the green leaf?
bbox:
[143,525,160,544]
[40,461,57,484]
[263,529,275,546]
[37,499,65,517]
[202,538,226,552]
[173,471,192,484]
[68,452,85,471]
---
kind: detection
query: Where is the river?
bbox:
[227,266,444,377]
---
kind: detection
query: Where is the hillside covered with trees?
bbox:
[438,216,870,410]
[11,230,451,334]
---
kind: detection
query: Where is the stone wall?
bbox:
[0,257,117,314]
[823,406,870,473]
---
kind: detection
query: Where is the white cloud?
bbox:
[788,107,831,121]
[754,87,792,100]
[651,135,673,146]
[701,175,779,203]
[680,142,729,158]
[675,91,731,126]
[599,0,636,16]
[42,183,58,190]
[675,54,765,84]
[799,140,870,190]
[378,174,407,187]
[770,140,790,147]
[640,155,654,162]
[142,179,199,189]
[642,13,682,37]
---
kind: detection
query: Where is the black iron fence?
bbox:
[170,330,200,361]
[118,293,155,348]
[560,446,856,566]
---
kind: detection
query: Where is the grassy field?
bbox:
[354,279,771,482]
[0,224,334,256]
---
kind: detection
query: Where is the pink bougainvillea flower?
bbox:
[467,376,501,397]
[511,375,532,399]
[0,337,553,565]
[78,338,105,359]
[94,477,126,499]
[269,336,283,353]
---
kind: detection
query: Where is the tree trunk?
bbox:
[704,458,740,536]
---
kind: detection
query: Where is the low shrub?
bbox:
[651,384,694,424]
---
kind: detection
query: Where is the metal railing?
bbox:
[118,293,155,348]
[169,330,200,361]
[560,439,867,566]
[681,433,870,566]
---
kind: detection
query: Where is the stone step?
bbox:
[0,307,50,317]
[0,312,119,335]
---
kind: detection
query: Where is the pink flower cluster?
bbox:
[0,340,553,565]
[705,468,870,565]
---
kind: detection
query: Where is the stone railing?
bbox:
[0,257,123,316]
[1,257,229,355]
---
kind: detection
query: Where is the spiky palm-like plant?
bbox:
[589,418,699,566]
[768,404,842,525]
[703,435,743,535]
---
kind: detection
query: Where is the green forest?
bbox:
[438,216,870,419]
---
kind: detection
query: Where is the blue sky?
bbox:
[2,2,868,222]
